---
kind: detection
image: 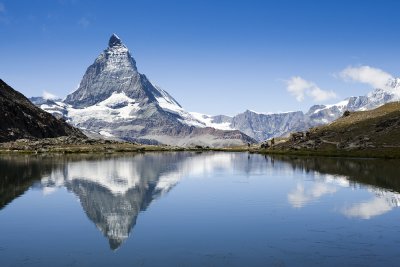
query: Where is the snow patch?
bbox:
[190,112,233,130]
[313,99,349,114]
[153,85,207,127]
[68,92,140,124]
[100,130,114,137]
[156,96,183,114]
[42,90,58,100]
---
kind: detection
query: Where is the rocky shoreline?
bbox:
[2,136,400,159]
[0,136,181,154]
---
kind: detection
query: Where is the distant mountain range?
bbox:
[30,34,254,147]
[190,80,400,141]
[29,34,400,144]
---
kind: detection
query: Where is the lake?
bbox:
[1,152,400,267]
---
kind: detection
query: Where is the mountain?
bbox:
[274,101,400,155]
[32,34,255,147]
[190,111,311,141]
[190,79,400,142]
[307,80,400,124]
[31,34,400,144]
[0,79,84,142]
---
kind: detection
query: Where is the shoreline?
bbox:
[1,139,400,159]
[256,148,400,159]
[0,137,251,155]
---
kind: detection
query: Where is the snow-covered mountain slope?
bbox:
[32,34,255,147]
[308,79,400,125]
[189,112,233,130]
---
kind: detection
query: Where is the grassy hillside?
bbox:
[265,101,400,158]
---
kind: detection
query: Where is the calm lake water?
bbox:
[1,152,400,267]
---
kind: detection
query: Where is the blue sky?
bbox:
[1,0,400,115]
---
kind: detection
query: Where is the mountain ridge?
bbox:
[0,79,84,142]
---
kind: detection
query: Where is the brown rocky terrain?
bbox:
[0,79,85,142]
[263,102,400,158]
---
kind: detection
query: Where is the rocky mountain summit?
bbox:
[0,79,84,142]
[33,34,255,147]
[64,34,162,108]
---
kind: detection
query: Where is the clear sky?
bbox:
[1,0,400,115]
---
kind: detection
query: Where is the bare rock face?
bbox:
[229,110,312,141]
[0,79,84,142]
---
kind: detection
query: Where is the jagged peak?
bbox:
[386,77,400,90]
[108,33,123,48]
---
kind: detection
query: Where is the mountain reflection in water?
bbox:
[39,153,242,250]
[1,153,400,252]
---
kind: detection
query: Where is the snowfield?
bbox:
[67,92,140,125]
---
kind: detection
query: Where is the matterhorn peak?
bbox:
[108,33,123,47]
[58,34,255,147]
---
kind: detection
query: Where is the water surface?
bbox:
[1,152,400,266]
